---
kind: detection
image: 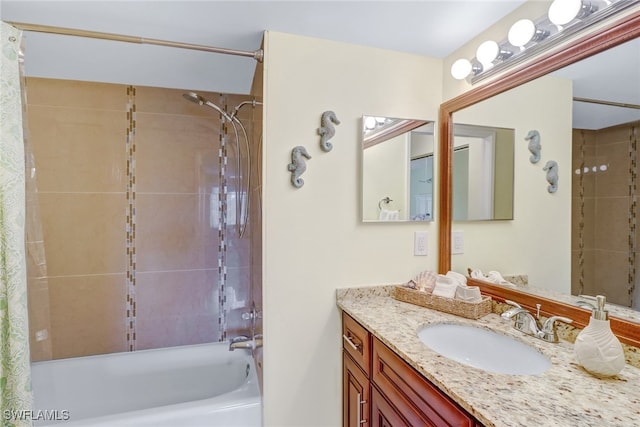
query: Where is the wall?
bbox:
[25,77,255,360]
[262,31,442,426]
[450,75,572,292]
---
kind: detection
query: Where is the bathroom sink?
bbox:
[417,323,551,375]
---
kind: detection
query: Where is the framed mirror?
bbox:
[361,115,435,222]
[438,9,640,347]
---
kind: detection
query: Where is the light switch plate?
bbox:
[414,231,428,256]
[452,231,464,254]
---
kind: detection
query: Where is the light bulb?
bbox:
[549,0,583,26]
[364,116,376,130]
[508,19,536,47]
[451,58,472,80]
[476,40,499,67]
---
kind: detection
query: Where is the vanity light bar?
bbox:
[451,0,639,84]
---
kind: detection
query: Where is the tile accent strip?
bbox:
[125,85,137,351]
[577,130,585,296]
[629,124,637,306]
[217,93,228,342]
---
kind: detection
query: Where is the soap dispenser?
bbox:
[574,295,625,378]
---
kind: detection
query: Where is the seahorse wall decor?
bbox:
[317,110,341,152]
[543,160,559,193]
[287,146,312,189]
[525,130,541,164]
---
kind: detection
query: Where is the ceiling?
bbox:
[0,0,528,94]
[1,1,637,129]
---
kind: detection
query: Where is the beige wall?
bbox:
[262,31,442,426]
[450,75,573,292]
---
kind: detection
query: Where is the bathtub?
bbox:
[30,342,261,426]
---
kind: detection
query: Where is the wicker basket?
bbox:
[393,285,491,320]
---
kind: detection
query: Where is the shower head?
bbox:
[183,91,232,121]
[182,91,207,106]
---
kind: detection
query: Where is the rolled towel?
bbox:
[446,271,467,286]
[432,275,458,299]
[486,271,517,288]
[455,285,483,303]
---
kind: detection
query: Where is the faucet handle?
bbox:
[543,315,573,329]
[540,316,573,343]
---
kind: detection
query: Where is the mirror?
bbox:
[361,116,435,222]
[453,124,515,221]
[438,11,640,343]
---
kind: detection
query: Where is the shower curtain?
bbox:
[0,22,32,427]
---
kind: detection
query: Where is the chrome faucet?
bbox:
[229,302,264,352]
[501,300,572,343]
[229,334,263,351]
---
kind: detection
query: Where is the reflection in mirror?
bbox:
[449,36,640,320]
[453,124,514,221]
[361,116,435,222]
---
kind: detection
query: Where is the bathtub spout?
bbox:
[229,335,263,351]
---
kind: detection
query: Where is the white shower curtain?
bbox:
[0,21,32,427]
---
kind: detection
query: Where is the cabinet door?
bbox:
[344,352,370,427]
[370,387,414,427]
[372,337,476,427]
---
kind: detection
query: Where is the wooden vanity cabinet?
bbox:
[342,312,483,427]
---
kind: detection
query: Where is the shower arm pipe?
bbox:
[8,21,264,62]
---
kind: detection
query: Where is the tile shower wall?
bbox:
[572,121,639,307]
[25,78,257,361]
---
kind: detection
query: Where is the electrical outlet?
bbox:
[452,231,464,254]
[414,231,428,256]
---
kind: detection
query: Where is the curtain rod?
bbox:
[8,21,264,63]
[574,97,640,110]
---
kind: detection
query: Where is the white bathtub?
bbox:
[30,342,261,426]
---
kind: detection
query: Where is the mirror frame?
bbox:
[438,9,640,347]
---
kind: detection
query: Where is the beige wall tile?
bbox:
[135,86,224,116]
[594,196,630,253]
[571,144,596,197]
[136,269,219,349]
[136,113,219,194]
[593,250,632,306]
[28,105,126,193]
[25,79,261,358]
[26,77,126,111]
[572,195,594,248]
[39,193,126,276]
[596,122,639,145]
[136,193,217,272]
[595,141,630,198]
[49,274,127,359]
[27,277,53,362]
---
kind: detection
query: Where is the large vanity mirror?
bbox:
[361,115,435,222]
[438,10,640,346]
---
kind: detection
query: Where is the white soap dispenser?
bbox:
[574,295,625,378]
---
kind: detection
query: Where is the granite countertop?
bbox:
[337,286,640,427]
